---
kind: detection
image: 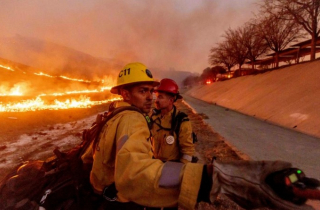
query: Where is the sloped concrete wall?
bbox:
[186,60,320,138]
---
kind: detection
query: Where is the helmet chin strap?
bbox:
[153,105,177,136]
[174,95,178,102]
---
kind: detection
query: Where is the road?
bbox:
[183,95,320,208]
[183,95,320,181]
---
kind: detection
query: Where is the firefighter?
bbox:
[88,62,313,210]
[151,78,195,163]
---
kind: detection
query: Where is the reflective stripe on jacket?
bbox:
[89,102,203,209]
[151,108,195,163]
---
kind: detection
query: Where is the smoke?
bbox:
[0,81,32,96]
[0,0,258,75]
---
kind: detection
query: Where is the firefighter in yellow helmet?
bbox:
[86,62,315,210]
[151,78,195,164]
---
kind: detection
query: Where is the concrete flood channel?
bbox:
[183,95,320,209]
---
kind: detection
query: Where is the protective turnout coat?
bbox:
[85,102,203,209]
[151,107,195,163]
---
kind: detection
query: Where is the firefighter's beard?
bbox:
[155,101,174,115]
[155,101,166,111]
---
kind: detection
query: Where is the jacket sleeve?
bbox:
[178,120,195,163]
[114,112,203,209]
[81,142,93,164]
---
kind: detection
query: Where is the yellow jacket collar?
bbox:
[113,101,131,108]
[161,107,175,119]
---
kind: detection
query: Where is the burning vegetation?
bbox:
[0,61,120,112]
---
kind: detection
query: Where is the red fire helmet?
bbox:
[155,78,182,99]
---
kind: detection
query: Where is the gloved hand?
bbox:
[209,160,314,210]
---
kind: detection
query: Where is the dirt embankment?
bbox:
[0,104,109,180]
[0,104,109,143]
[186,59,320,139]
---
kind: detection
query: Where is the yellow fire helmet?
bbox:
[111,62,160,94]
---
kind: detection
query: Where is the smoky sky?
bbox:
[0,0,259,73]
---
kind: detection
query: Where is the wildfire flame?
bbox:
[34,72,91,83]
[1,63,119,112]
[59,75,91,83]
[38,86,111,97]
[0,85,23,96]
[34,72,54,78]
[0,96,121,112]
[0,64,14,71]
[0,85,119,112]
[1,85,117,112]
[2,64,94,83]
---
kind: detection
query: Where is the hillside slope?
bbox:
[186,59,320,138]
[0,35,193,84]
[0,35,120,79]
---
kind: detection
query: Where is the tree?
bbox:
[200,67,214,84]
[223,27,248,70]
[242,22,268,69]
[212,66,226,74]
[254,13,303,67]
[209,41,237,71]
[262,0,320,60]
[200,66,226,84]
[182,75,200,87]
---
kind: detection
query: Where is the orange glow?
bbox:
[1,63,94,83]
[0,84,116,112]
[1,62,118,112]
[0,64,14,71]
[35,72,92,83]
[0,85,23,96]
[8,86,23,96]
[206,80,212,84]
[34,72,54,78]
[0,96,121,112]
[39,87,111,97]
[59,75,91,83]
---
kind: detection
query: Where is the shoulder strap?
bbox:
[172,111,198,143]
[111,105,142,117]
[171,106,189,138]
[92,105,143,153]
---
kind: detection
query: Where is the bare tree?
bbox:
[242,22,268,69]
[223,27,248,70]
[209,41,237,71]
[254,13,303,67]
[262,0,320,60]
[210,24,267,71]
